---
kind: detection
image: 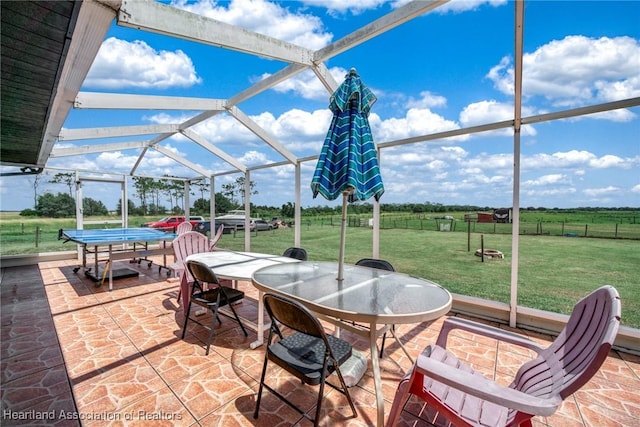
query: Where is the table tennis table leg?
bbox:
[108,244,113,291]
[93,245,99,278]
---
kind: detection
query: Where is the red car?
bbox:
[142,216,204,232]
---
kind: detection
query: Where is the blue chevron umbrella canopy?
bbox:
[311,69,384,281]
[311,69,384,202]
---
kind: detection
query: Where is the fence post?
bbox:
[584,224,588,237]
[35,226,40,247]
[615,223,618,239]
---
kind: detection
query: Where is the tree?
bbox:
[132,176,155,215]
[222,176,257,207]
[193,198,209,213]
[83,197,108,216]
[29,174,42,209]
[193,179,210,203]
[36,192,75,217]
[116,198,137,215]
[281,202,295,218]
[214,192,235,214]
[49,172,75,197]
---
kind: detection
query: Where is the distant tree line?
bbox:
[20,193,108,218]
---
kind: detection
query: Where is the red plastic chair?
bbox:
[385,285,621,427]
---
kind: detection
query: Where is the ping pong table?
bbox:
[59,228,177,290]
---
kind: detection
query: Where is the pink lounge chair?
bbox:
[171,231,212,304]
[385,285,621,427]
[208,223,224,251]
[175,221,193,234]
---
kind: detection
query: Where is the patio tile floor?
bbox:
[1,258,639,426]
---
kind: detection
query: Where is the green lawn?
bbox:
[1,213,638,328]
[218,225,639,329]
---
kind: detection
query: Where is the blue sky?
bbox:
[1,0,639,212]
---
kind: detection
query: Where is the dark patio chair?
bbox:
[283,247,308,261]
[254,293,357,426]
[181,260,247,355]
[355,258,395,358]
[385,285,621,427]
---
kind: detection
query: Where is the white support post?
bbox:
[184,181,190,218]
[294,163,301,247]
[373,147,381,258]
[122,176,128,228]
[244,170,251,251]
[210,176,215,233]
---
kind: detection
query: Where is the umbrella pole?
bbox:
[338,191,349,281]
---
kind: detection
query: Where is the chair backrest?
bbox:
[264,293,325,340]
[283,247,307,261]
[172,231,211,281]
[355,258,395,272]
[186,259,219,286]
[176,221,193,234]
[509,285,620,419]
[209,223,224,250]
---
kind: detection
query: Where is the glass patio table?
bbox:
[252,261,452,427]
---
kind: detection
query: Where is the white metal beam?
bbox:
[313,0,449,62]
[226,106,297,164]
[75,92,226,111]
[227,64,307,107]
[59,124,178,141]
[311,62,339,94]
[180,129,247,172]
[118,0,313,65]
[152,145,210,177]
[51,141,147,157]
[38,0,119,166]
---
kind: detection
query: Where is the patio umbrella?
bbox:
[311,68,384,281]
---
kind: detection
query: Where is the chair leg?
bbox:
[379,325,395,358]
[225,297,248,337]
[253,354,270,419]
[334,363,357,417]
[385,370,413,427]
[205,307,217,356]
[181,301,192,339]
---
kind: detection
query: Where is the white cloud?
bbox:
[374,108,461,142]
[459,100,537,136]
[487,35,640,108]
[84,38,201,89]
[301,0,387,15]
[524,150,635,171]
[631,184,640,193]
[405,91,447,109]
[172,0,333,50]
[391,0,507,14]
[583,186,621,197]
[523,174,568,187]
[269,67,346,101]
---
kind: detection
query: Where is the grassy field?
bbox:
[1,212,638,329]
[214,225,639,329]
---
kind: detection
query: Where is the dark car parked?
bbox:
[194,221,224,237]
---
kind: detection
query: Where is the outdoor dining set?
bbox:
[168,223,620,427]
[156,69,622,427]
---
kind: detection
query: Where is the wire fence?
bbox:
[2,214,640,256]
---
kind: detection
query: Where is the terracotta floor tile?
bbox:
[2,260,639,427]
